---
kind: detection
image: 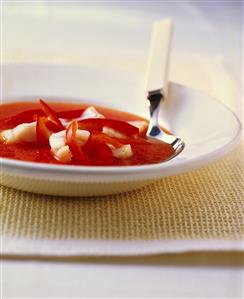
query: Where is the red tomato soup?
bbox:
[0,100,174,166]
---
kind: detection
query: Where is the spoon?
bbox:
[145,19,185,158]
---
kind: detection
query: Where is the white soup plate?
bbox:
[1,64,242,197]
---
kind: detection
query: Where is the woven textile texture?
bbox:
[1,142,243,241]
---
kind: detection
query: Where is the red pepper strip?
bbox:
[36,116,52,146]
[57,109,85,119]
[83,134,114,165]
[33,113,61,133]
[39,99,64,130]
[91,133,122,148]
[66,121,90,165]
[78,118,139,136]
[45,119,64,132]
[5,109,44,127]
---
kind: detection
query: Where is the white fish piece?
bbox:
[49,130,72,163]
[49,129,90,163]
[0,122,36,144]
[80,106,104,120]
[49,131,71,163]
[128,120,148,134]
[55,145,73,164]
[111,144,133,159]
[76,129,90,145]
[102,126,125,139]
[60,106,104,127]
[49,130,66,152]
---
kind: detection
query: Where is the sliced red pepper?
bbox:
[5,109,43,127]
[78,118,139,136]
[91,133,122,148]
[36,116,52,146]
[57,109,85,119]
[83,133,114,165]
[66,121,90,165]
[39,99,64,130]
[44,119,64,132]
[34,113,61,133]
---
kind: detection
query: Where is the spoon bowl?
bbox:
[147,92,185,160]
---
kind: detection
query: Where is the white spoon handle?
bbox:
[145,19,173,99]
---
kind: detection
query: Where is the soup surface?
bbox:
[0,100,174,166]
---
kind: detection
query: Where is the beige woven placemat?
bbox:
[1,142,244,256]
